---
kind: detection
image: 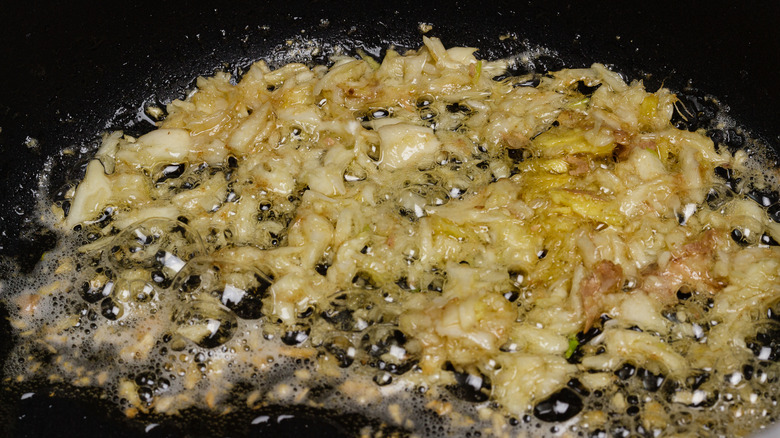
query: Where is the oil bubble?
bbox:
[110,278,157,304]
[322,291,396,332]
[533,387,583,422]
[172,299,238,348]
[321,334,356,368]
[79,276,113,303]
[105,218,204,273]
[100,297,124,320]
[446,366,492,403]
[360,324,420,375]
[281,324,310,345]
[172,257,273,320]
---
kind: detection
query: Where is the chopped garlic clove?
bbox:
[116,128,194,168]
[66,160,112,227]
[377,123,441,170]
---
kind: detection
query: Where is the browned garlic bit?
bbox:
[4,37,780,437]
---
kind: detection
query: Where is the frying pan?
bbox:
[1,1,779,436]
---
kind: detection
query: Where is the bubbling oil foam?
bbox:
[0,228,530,437]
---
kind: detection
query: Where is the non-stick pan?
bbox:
[1,1,778,437]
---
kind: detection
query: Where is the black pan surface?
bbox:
[0,1,778,437]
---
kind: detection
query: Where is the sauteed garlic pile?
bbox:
[5,37,780,437]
